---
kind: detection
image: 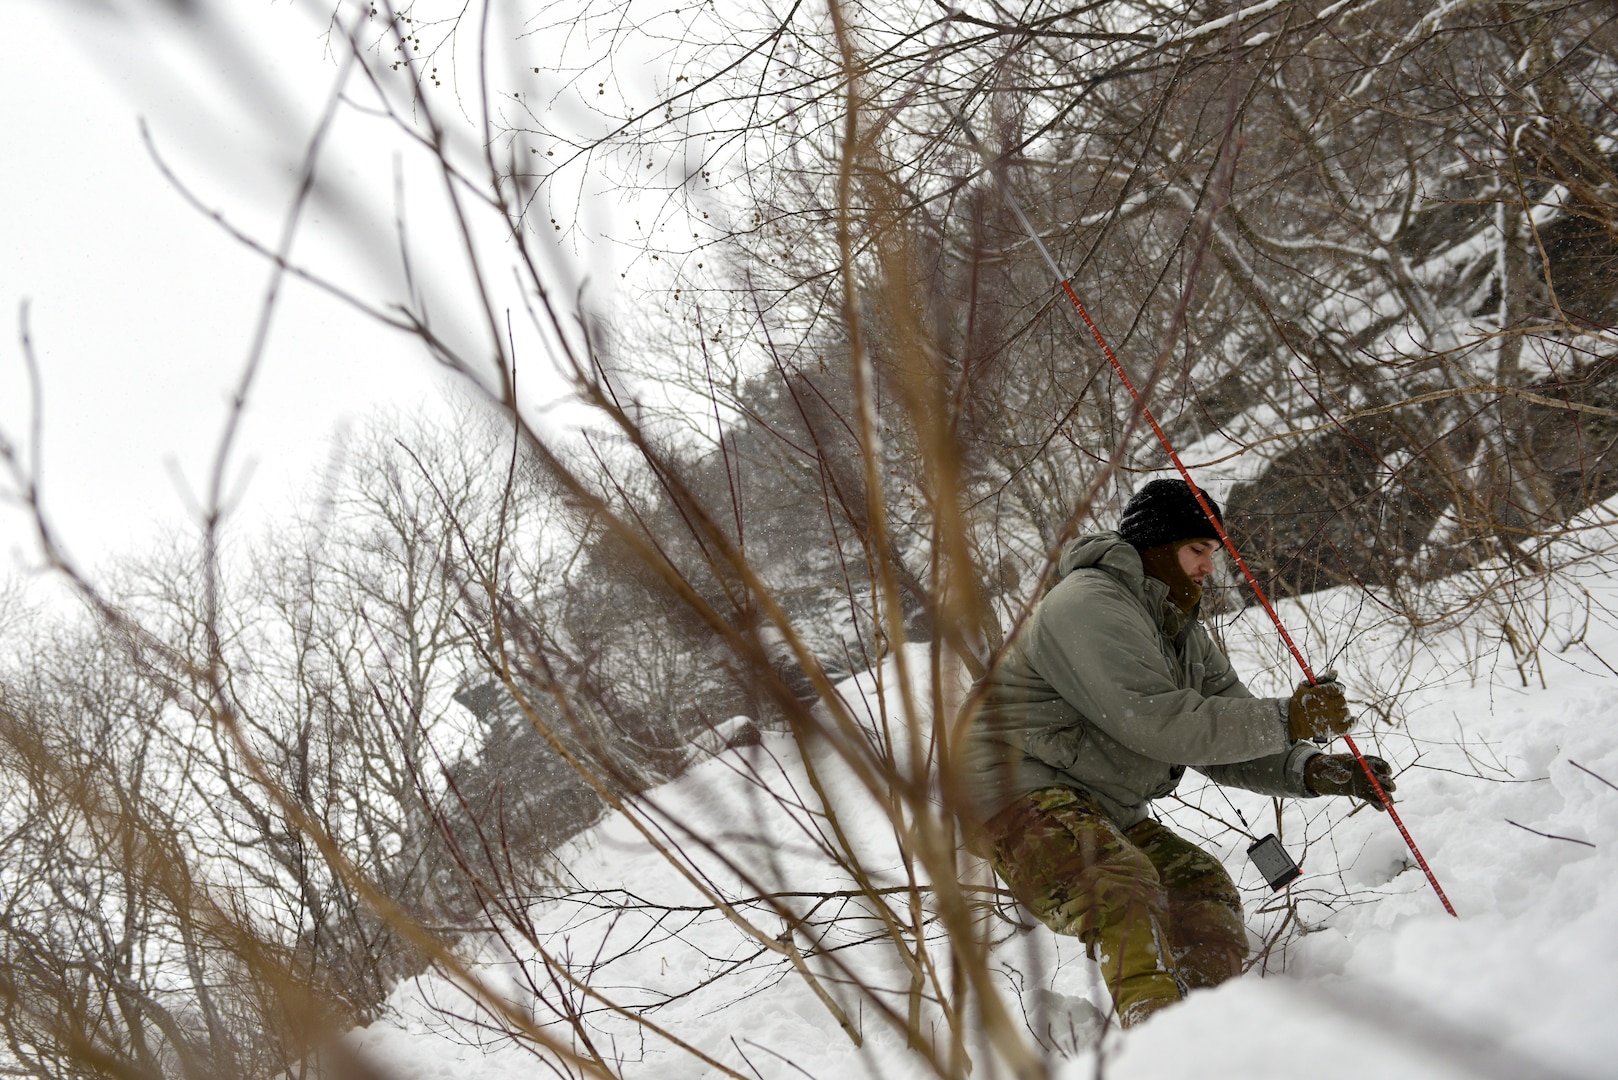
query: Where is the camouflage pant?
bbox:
[982,786,1246,1026]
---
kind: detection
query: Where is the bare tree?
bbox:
[4,1,1616,1077]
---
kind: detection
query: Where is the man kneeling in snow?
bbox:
[962,479,1394,1027]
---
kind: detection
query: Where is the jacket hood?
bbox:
[1054,531,1170,621]
[1055,530,1142,581]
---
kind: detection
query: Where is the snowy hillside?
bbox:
[349,528,1618,1080]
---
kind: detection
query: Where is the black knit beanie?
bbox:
[1118,479,1225,552]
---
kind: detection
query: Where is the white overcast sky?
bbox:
[3,1,632,592]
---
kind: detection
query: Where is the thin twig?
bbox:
[1503,819,1595,848]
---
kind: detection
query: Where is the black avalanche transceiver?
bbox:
[1246,833,1302,891]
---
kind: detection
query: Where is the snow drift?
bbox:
[350,522,1618,1080]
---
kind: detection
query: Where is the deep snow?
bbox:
[349,524,1618,1080]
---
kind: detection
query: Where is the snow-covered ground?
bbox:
[348,523,1618,1080]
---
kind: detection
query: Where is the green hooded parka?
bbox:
[963,532,1320,828]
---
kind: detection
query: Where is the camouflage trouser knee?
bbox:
[982,786,1246,1024]
[1123,816,1246,990]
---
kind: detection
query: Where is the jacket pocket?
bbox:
[1025,721,1086,772]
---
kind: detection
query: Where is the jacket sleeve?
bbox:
[1197,743,1321,797]
[1197,637,1322,795]
[1202,637,1251,698]
[1023,577,1291,767]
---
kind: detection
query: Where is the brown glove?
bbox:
[1306,753,1396,811]
[1287,678,1352,741]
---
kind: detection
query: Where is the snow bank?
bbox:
[350,534,1618,1080]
